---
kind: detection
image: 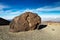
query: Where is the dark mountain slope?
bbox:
[0,18,10,25]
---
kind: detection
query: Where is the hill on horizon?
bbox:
[0,17,10,25]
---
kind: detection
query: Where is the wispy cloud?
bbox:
[0,3,9,10]
[36,7,60,11]
[0,5,60,19]
[51,2,60,7]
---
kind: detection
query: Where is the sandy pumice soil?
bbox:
[0,22,60,40]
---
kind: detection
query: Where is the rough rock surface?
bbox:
[10,12,41,32]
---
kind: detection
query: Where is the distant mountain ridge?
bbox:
[42,17,60,22]
[0,17,10,25]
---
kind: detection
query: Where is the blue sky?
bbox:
[0,0,60,20]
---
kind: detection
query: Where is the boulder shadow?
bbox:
[37,24,47,30]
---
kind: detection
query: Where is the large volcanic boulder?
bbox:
[10,12,41,32]
[0,18,10,25]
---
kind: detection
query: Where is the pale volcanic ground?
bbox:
[0,22,60,40]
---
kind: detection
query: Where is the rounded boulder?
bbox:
[10,12,41,32]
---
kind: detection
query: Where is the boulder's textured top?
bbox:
[0,18,10,25]
[10,12,41,32]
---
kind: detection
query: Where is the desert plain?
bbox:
[0,22,60,40]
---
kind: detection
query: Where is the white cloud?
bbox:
[0,3,10,14]
[1,16,16,20]
[0,5,60,20]
[0,10,4,13]
[0,9,37,19]
[36,7,60,11]
[23,9,35,12]
[53,2,60,7]
[9,9,38,15]
[10,11,21,14]
[0,4,9,10]
[4,10,20,14]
